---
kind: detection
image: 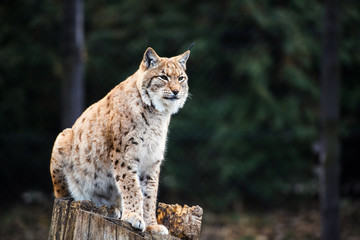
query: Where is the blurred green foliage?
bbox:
[0,0,359,210]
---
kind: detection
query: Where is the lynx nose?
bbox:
[172,89,179,95]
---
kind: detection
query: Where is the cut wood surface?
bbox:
[48,198,203,240]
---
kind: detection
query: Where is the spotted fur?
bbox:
[50,48,190,234]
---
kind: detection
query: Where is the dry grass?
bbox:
[0,200,359,240]
[201,209,321,240]
[201,200,360,240]
[0,202,52,240]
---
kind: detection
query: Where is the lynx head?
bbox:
[137,47,190,114]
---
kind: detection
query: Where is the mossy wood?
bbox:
[48,198,202,240]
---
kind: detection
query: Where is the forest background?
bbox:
[0,0,359,239]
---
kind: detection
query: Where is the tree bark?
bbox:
[157,203,203,240]
[319,0,340,239]
[60,0,85,128]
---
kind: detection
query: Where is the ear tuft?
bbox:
[176,50,190,69]
[143,47,160,69]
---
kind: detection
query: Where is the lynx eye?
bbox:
[178,76,186,82]
[158,75,168,81]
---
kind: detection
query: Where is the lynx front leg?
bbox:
[141,164,169,235]
[114,157,145,231]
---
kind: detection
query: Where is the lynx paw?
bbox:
[113,207,121,219]
[121,212,146,231]
[147,224,169,235]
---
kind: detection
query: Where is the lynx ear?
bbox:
[175,50,190,70]
[143,47,160,69]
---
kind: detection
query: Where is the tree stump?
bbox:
[48,198,202,240]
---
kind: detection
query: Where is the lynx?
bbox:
[50,47,190,234]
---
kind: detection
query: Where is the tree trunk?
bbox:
[48,198,203,240]
[319,0,340,239]
[60,0,85,128]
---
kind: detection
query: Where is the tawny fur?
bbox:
[50,48,190,234]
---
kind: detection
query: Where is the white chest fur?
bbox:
[137,115,170,172]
